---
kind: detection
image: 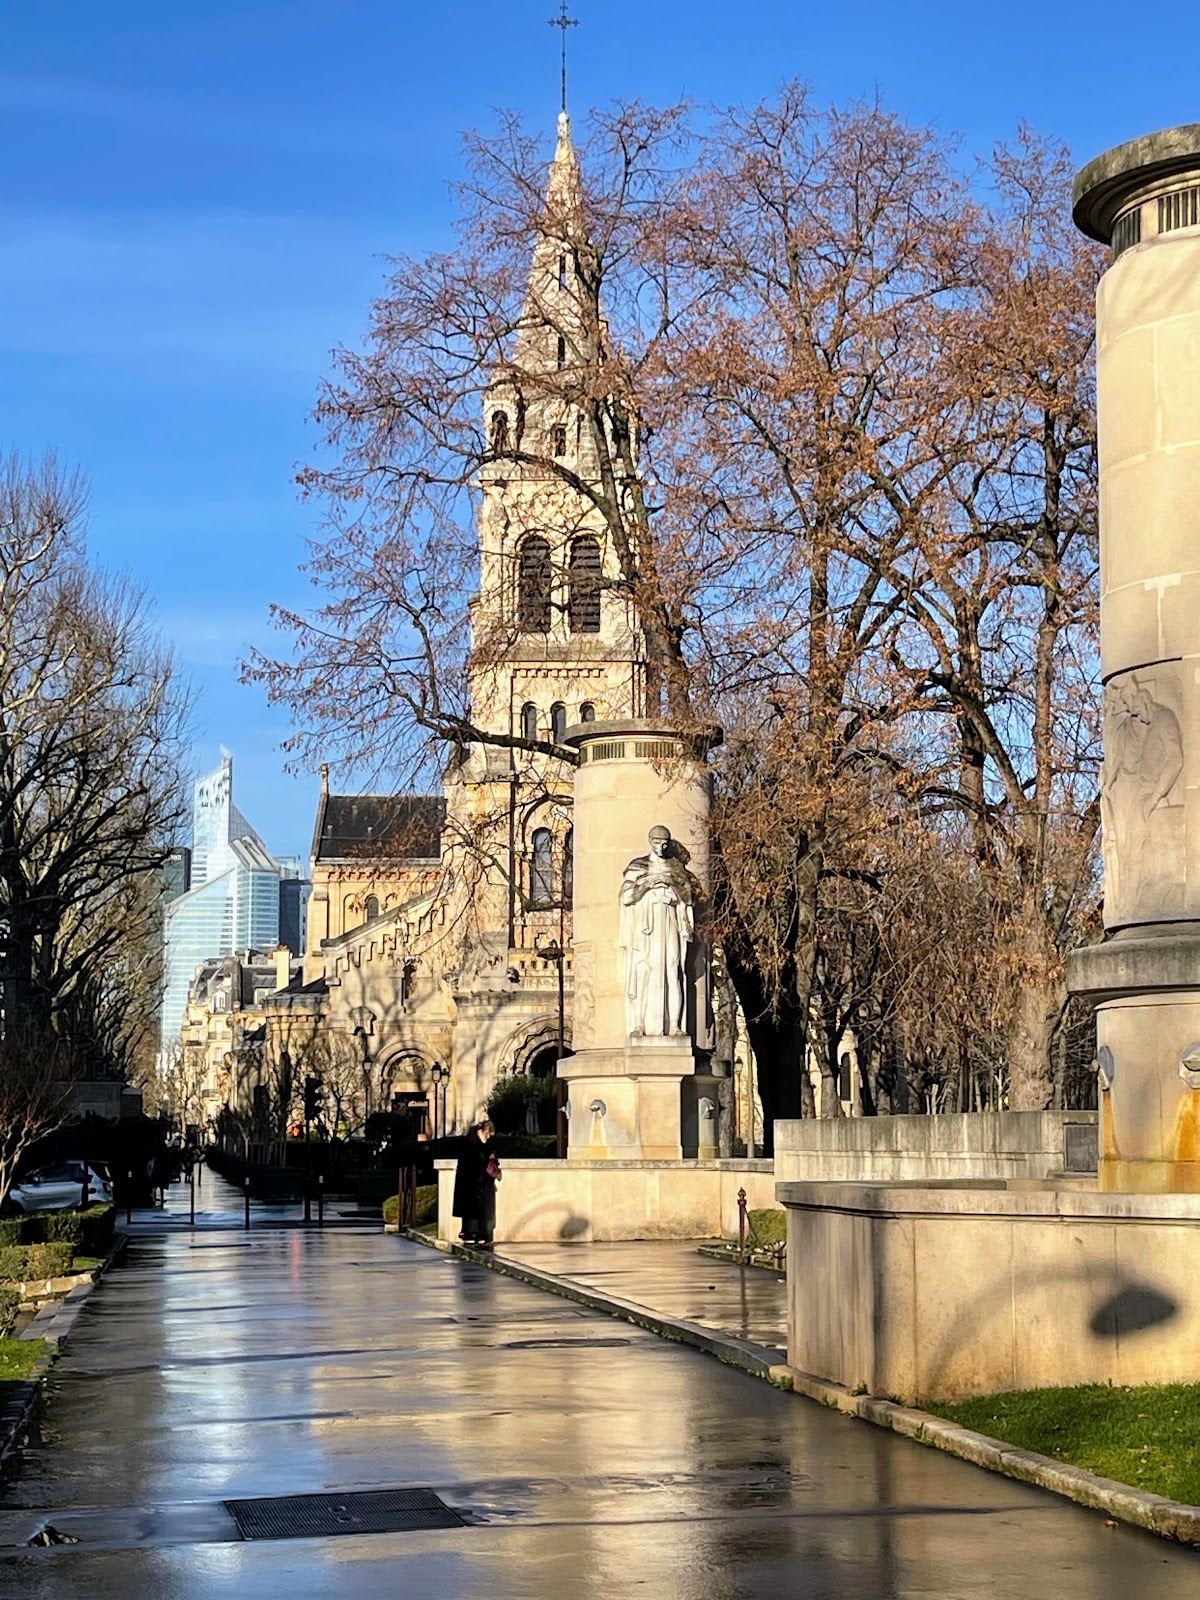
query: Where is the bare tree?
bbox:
[0,1026,77,1208]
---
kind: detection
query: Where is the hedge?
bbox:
[0,1287,17,1337]
[383,1184,438,1228]
[0,1204,115,1256]
[0,1243,74,1283]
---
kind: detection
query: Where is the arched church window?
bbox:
[563,826,574,906]
[530,828,554,908]
[491,410,510,454]
[551,423,567,458]
[364,894,379,922]
[520,702,539,742]
[518,536,552,632]
[556,334,566,370]
[550,702,567,744]
[568,536,602,634]
[579,702,595,722]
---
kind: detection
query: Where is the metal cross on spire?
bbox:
[548,0,579,116]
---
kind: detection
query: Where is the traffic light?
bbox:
[303,1074,323,1123]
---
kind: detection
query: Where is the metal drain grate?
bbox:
[225,1488,465,1541]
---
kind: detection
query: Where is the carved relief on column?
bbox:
[1101,664,1186,927]
[572,942,596,1049]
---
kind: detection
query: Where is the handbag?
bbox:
[486,1153,502,1182]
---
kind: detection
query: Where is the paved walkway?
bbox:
[495,1240,788,1351]
[0,1175,1198,1597]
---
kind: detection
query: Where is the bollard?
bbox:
[126,1171,133,1227]
[189,1165,196,1228]
[318,1174,324,1228]
[737,1186,748,1263]
[244,1176,251,1231]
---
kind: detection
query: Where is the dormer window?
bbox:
[551,424,567,458]
[212,990,228,1013]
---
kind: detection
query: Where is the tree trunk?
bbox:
[1007,924,1062,1110]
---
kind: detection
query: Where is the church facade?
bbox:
[267,114,648,1136]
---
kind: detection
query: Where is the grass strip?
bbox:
[930,1383,1200,1506]
[0,1336,43,1414]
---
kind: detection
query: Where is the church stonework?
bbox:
[271,115,648,1135]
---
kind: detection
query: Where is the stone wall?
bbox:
[436,1158,776,1244]
[773,1111,1097,1185]
[779,1180,1200,1402]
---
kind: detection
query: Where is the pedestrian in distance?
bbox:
[452,1119,501,1249]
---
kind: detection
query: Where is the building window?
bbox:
[558,253,568,291]
[550,702,567,744]
[530,828,554,908]
[212,990,227,1013]
[568,536,602,633]
[579,702,595,722]
[521,701,539,742]
[491,410,510,453]
[556,334,566,369]
[364,894,379,922]
[563,826,574,905]
[518,536,552,632]
[551,423,567,458]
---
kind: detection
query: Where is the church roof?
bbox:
[312,794,445,865]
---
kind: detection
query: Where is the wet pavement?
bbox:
[1,1174,1199,1597]
[494,1240,788,1351]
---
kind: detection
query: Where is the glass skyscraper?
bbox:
[159,754,309,1053]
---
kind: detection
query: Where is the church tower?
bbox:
[468,111,646,752]
[450,112,647,971]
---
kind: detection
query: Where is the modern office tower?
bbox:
[159,753,310,1054]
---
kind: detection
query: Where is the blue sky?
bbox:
[0,0,1194,859]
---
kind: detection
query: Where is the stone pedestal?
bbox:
[1070,128,1200,1192]
[559,718,718,1161]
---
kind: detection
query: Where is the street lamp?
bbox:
[430,1063,447,1141]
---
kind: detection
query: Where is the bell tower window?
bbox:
[579,702,595,722]
[558,253,568,291]
[491,410,510,454]
[568,536,602,634]
[518,536,552,632]
[551,424,567,458]
[556,334,566,369]
[550,702,567,744]
[520,702,539,742]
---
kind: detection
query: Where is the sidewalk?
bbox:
[1,1198,1198,1597]
[491,1239,787,1351]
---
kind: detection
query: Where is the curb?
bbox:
[0,1232,128,1474]
[782,1369,1200,1549]
[398,1227,1200,1548]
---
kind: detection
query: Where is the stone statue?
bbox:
[619,825,696,1039]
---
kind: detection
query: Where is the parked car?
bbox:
[7,1161,112,1215]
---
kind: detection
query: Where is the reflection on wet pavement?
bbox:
[0,1173,1197,1598]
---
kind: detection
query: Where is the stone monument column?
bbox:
[1070,126,1200,1190]
[559,720,721,1159]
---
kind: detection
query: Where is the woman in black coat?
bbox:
[452,1119,499,1248]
